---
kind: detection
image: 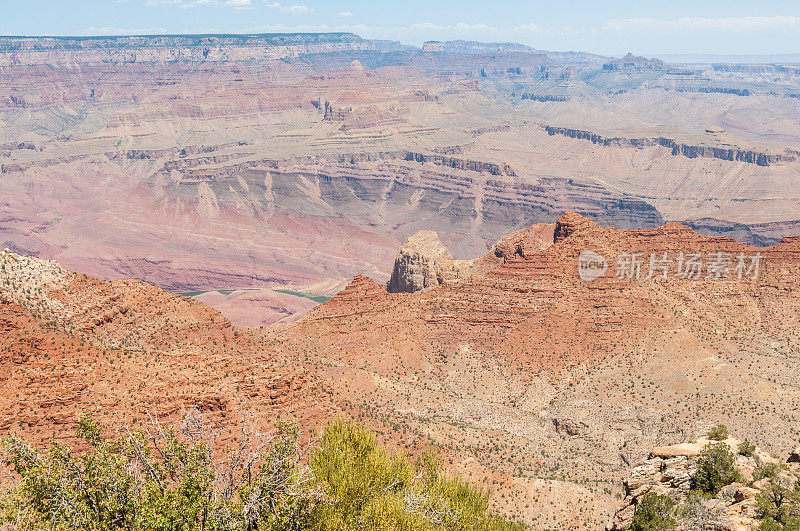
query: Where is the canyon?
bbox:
[3,213,800,527]
[2,34,799,323]
[1,33,800,528]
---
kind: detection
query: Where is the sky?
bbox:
[1,0,799,57]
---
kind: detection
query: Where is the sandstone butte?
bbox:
[2,212,800,528]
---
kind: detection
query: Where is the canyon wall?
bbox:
[0,33,375,67]
[543,125,796,166]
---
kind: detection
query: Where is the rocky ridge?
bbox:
[0,249,343,452]
[544,126,796,166]
[0,34,374,67]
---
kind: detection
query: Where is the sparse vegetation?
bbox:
[738,439,756,457]
[707,424,729,442]
[626,492,676,531]
[0,413,521,530]
[691,442,741,495]
[754,463,800,529]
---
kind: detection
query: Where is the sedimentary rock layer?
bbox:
[543,125,795,166]
[0,33,374,67]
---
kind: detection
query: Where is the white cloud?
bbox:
[82,26,169,35]
[409,22,442,31]
[264,1,312,14]
[513,23,542,33]
[251,23,373,32]
[453,22,495,31]
[282,5,311,14]
[602,15,800,34]
[336,11,353,17]
[143,0,251,8]
[408,21,498,32]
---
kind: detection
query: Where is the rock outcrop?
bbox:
[553,211,599,243]
[493,223,555,259]
[387,231,475,293]
[610,436,791,531]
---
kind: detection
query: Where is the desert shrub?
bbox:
[755,463,782,483]
[692,443,741,495]
[739,439,756,457]
[677,492,714,529]
[310,417,521,530]
[707,424,729,442]
[0,414,520,530]
[626,491,676,531]
[0,412,310,530]
[754,463,800,529]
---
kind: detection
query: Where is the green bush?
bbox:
[755,463,782,483]
[626,491,676,531]
[0,413,308,530]
[753,463,800,529]
[707,424,729,442]
[0,414,521,530]
[692,443,741,495]
[310,417,520,530]
[738,439,756,457]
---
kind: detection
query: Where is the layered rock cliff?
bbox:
[0,33,375,67]
[544,125,796,166]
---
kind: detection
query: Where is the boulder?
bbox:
[788,447,800,463]
[650,441,704,459]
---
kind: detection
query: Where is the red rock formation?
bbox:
[0,252,333,449]
[493,223,555,259]
[4,216,800,527]
[553,211,599,243]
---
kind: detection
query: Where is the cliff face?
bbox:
[544,125,796,166]
[553,211,598,243]
[676,87,751,96]
[519,93,568,102]
[0,34,374,67]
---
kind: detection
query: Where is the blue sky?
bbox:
[2,0,799,56]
